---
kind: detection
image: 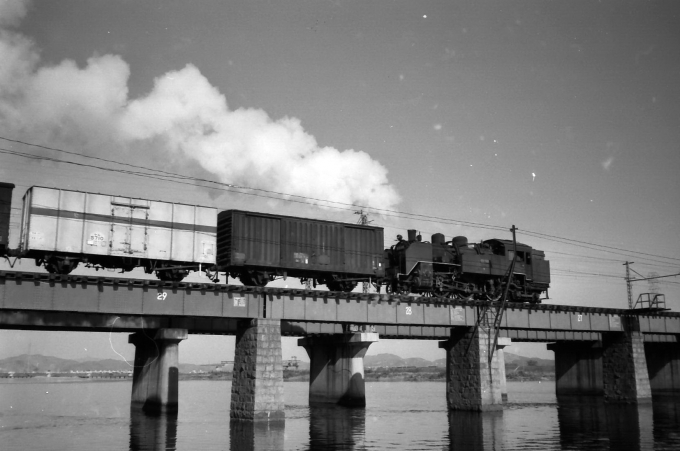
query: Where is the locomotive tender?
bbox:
[0,183,550,302]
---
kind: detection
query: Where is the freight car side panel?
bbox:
[110,196,150,257]
[146,201,172,260]
[82,192,115,256]
[217,211,281,267]
[193,206,217,263]
[344,226,384,276]
[217,210,385,277]
[280,219,344,273]
[169,203,194,262]
[147,202,216,263]
[21,186,217,264]
[0,182,15,252]
[21,187,75,253]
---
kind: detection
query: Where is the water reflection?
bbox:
[557,397,655,450]
[308,405,366,450]
[129,407,178,451]
[447,410,504,450]
[229,419,285,451]
[652,396,680,446]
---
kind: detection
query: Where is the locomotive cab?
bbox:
[483,239,550,301]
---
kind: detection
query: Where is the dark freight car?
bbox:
[216,210,385,291]
[0,182,14,254]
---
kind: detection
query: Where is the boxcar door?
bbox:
[128,205,149,256]
[110,202,132,255]
[110,200,149,256]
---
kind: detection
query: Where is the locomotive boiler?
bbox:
[384,229,550,302]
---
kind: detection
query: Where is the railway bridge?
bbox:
[1,270,678,420]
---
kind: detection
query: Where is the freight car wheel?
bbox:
[44,256,79,275]
[238,270,270,287]
[326,281,358,292]
[156,268,187,282]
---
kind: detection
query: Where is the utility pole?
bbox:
[355,209,372,293]
[489,224,517,363]
[624,264,679,309]
[623,261,635,309]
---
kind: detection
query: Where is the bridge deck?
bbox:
[1,271,678,341]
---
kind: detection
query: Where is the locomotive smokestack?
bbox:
[407,229,417,242]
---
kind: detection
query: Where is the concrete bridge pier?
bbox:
[496,337,512,402]
[128,328,187,414]
[547,341,603,397]
[439,327,503,411]
[230,318,285,422]
[298,332,379,407]
[644,341,680,394]
[548,317,652,403]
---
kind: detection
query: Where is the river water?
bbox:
[0,378,679,450]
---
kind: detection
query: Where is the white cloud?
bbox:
[0,5,400,211]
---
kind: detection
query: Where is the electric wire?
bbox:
[1,135,679,274]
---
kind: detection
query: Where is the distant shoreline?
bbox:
[0,374,555,384]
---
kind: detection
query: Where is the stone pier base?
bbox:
[602,330,652,403]
[439,327,503,411]
[299,332,378,406]
[129,328,187,414]
[230,319,285,422]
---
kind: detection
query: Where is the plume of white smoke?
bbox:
[0,0,400,211]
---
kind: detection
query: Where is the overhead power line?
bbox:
[522,229,680,264]
[1,135,678,267]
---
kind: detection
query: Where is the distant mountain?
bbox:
[364,353,439,368]
[363,352,552,369]
[503,352,554,367]
[0,354,132,373]
[0,351,551,374]
[0,354,211,374]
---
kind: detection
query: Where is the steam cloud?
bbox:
[0,0,400,211]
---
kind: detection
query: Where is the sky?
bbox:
[0,0,679,364]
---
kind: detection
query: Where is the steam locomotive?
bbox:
[384,230,550,303]
[0,183,550,302]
